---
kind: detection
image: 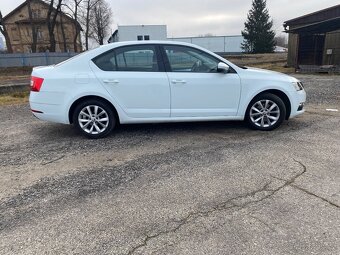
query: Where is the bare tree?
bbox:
[27,0,38,52]
[274,35,288,48]
[63,0,83,52]
[46,0,63,52]
[0,10,13,53]
[60,12,68,52]
[89,0,112,45]
[81,0,100,50]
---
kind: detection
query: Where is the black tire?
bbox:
[73,99,116,139]
[245,93,286,131]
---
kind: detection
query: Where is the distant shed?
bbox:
[284,5,340,69]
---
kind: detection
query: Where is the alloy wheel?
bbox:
[78,105,109,135]
[250,100,280,128]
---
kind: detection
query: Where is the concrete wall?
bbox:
[0,52,78,67]
[117,25,167,42]
[168,36,244,54]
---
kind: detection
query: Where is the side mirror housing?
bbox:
[217,62,230,73]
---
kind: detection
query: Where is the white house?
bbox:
[108,25,167,43]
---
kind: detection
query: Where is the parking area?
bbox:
[0,74,339,254]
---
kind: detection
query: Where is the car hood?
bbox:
[242,67,298,83]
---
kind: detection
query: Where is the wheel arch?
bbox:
[248,89,291,120]
[68,95,120,124]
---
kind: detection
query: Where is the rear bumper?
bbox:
[29,92,69,124]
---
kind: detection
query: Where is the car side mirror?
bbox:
[217,62,230,73]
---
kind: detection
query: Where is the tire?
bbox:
[73,99,116,139]
[245,93,286,131]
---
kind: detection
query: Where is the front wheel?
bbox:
[245,93,286,131]
[73,99,116,139]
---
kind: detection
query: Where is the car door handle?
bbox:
[171,80,187,84]
[103,79,119,84]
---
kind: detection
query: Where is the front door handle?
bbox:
[103,79,119,84]
[171,80,187,84]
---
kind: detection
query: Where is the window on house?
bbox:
[11,28,20,41]
[32,10,41,19]
[137,35,143,41]
[37,27,43,40]
[144,35,150,41]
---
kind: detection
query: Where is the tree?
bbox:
[0,10,13,53]
[274,35,287,48]
[63,0,83,52]
[27,0,38,52]
[241,0,275,53]
[46,0,63,52]
[81,0,100,50]
[89,0,112,45]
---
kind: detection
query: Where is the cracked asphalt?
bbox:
[0,74,339,255]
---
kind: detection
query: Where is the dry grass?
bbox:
[225,53,295,73]
[0,92,29,106]
[0,67,31,82]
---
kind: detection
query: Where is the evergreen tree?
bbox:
[241,0,276,53]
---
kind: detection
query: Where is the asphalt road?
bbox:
[0,74,339,255]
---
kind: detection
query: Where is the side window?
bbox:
[164,45,219,73]
[93,45,159,72]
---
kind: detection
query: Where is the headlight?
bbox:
[292,81,304,91]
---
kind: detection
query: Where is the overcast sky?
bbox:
[1,0,339,38]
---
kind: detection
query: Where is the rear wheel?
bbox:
[246,93,286,131]
[73,99,115,139]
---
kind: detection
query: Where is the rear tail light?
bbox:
[30,76,44,92]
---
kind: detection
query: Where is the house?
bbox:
[284,4,340,69]
[108,25,167,43]
[3,0,82,53]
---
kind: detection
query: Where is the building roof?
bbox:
[285,17,340,34]
[3,0,82,30]
[284,4,340,26]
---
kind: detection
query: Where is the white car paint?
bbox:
[29,41,306,128]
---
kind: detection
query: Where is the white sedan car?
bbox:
[29,41,306,139]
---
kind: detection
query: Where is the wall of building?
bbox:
[323,30,340,65]
[117,25,167,42]
[287,33,299,67]
[168,36,243,54]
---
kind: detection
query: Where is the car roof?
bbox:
[98,40,204,50]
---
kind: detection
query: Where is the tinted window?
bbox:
[93,45,159,72]
[164,45,219,73]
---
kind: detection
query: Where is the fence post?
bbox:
[21,54,26,67]
[45,52,49,65]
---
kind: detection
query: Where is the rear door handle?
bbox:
[103,79,119,84]
[171,80,187,84]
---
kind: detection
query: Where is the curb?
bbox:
[0,83,30,95]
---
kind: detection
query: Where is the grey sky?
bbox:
[1,0,339,38]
